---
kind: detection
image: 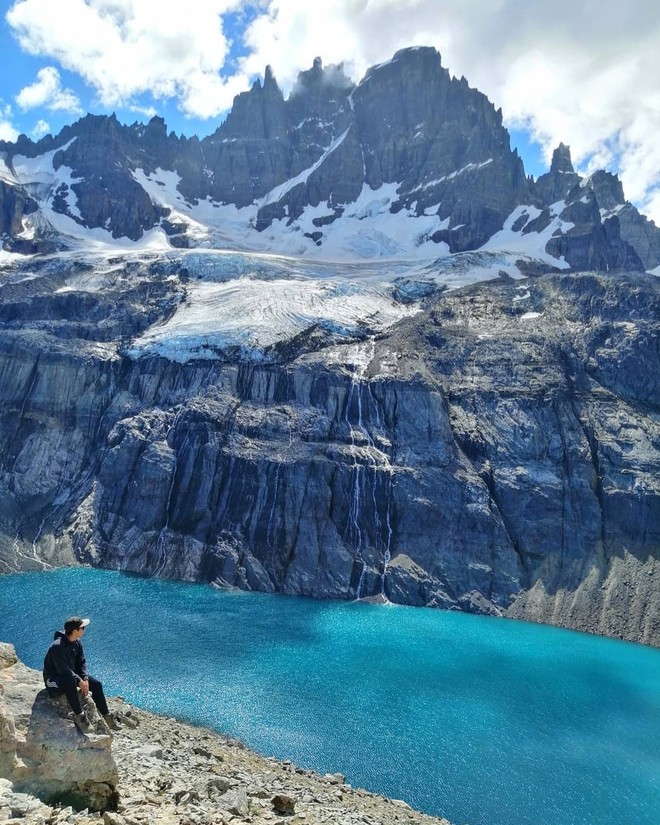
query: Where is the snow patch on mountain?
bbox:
[409,159,495,193]
[132,168,451,261]
[478,203,573,268]
[119,247,535,363]
[3,139,171,250]
[128,275,417,362]
[262,183,450,260]
[259,127,351,208]
[10,139,77,196]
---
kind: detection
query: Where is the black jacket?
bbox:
[43,631,89,684]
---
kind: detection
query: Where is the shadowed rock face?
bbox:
[0,181,38,240]
[0,257,657,645]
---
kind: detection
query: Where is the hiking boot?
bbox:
[103,713,122,732]
[73,712,94,734]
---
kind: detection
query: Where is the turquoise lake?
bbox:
[1,568,659,825]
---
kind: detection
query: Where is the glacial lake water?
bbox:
[1,568,659,825]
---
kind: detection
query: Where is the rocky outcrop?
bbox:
[0,180,38,240]
[0,643,118,810]
[0,643,452,825]
[0,253,657,645]
[534,143,581,204]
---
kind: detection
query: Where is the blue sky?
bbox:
[1,1,658,220]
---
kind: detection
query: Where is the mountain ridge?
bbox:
[1,46,658,272]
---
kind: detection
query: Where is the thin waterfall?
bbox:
[266,463,281,550]
[345,344,367,597]
[344,339,393,601]
[380,471,394,598]
[153,418,187,577]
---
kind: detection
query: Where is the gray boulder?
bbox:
[0,643,118,810]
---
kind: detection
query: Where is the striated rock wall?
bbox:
[0,260,658,645]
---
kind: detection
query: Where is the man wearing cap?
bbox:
[43,616,121,734]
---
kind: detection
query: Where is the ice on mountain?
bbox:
[259,127,351,208]
[479,203,572,269]
[128,272,417,363]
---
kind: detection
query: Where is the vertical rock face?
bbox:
[534,143,581,203]
[49,115,170,240]
[0,255,657,646]
[353,48,528,250]
[0,181,37,240]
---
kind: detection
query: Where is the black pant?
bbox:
[44,673,109,716]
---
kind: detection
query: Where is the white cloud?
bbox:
[31,118,50,138]
[7,0,250,118]
[16,66,82,114]
[0,102,19,142]
[128,104,158,119]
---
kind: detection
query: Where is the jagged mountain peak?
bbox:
[1,46,659,272]
[290,56,354,96]
[583,169,626,210]
[550,142,575,175]
[264,64,277,88]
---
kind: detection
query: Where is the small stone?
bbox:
[207,778,233,795]
[102,813,125,825]
[271,795,295,815]
[192,746,213,758]
[217,789,249,818]
[133,745,163,760]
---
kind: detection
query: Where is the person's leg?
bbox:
[45,674,83,715]
[87,675,110,716]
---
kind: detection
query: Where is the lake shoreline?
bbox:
[0,641,452,825]
[3,566,659,825]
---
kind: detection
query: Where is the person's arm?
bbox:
[76,643,89,681]
[51,642,83,683]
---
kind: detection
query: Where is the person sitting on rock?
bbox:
[43,616,121,734]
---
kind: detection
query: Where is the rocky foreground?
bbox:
[0,644,451,825]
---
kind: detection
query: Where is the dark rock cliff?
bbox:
[0,256,657,645]
[0,46,658,646]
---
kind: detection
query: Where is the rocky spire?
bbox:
[264,64,277,89]
[550,143,574,174]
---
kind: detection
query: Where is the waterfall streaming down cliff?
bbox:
[343,340,395,601]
